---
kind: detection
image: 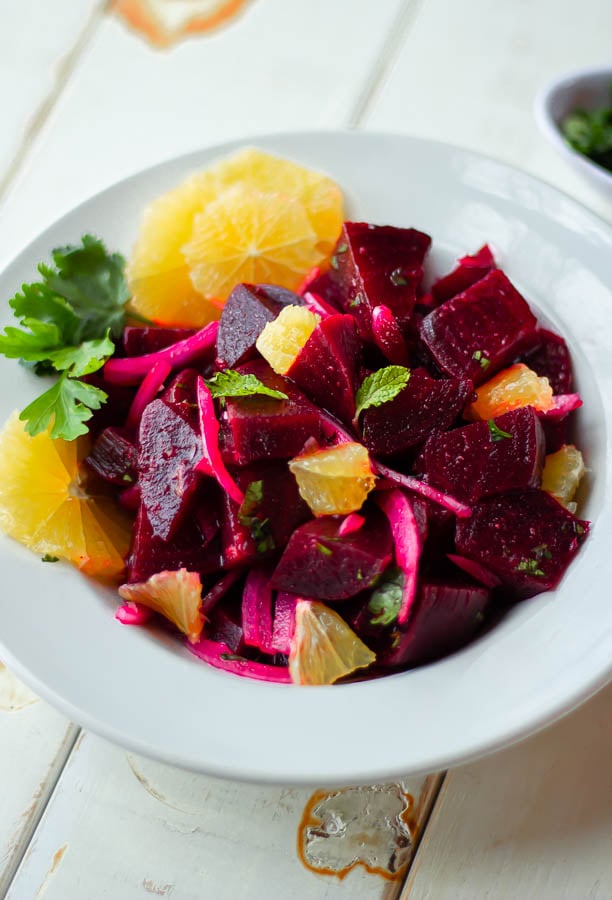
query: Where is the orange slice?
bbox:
[119,569,204,643]
[0,412,130,577]
[289,443,376,516]
[256,305,320,374]
[466,363,554,421]
[542,444,585,509]
[289,600,376,685]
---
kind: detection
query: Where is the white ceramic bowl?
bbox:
[535,65,612,197]
[0,132,611,785]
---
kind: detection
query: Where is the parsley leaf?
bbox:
[316,542,333,557]
[206,370,288,401]
[472,349,490,370]
[515,558,545,577]
[239,480,264,518]
[368,567,404,626]
[354,366,410,420]
[488,420,513,442]
[19,373,107,441]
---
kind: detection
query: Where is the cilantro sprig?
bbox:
[354,365,410,421]
[0,236,131,440]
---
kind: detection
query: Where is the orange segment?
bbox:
[0,411,129,577]
[289,443,376,516]
[183,185,322,301]
[466,363,554,421]
[118,569,204,643]
[127,148,343,323]
[542,444,585,509]
[256,305,320,374]
[289,600,376,685]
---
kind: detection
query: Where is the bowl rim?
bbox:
[534,64,612,187]
[0,129,611,785]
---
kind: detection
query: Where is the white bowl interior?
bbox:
[0,132,611,785]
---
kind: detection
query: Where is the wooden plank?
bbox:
[0,0,409,268]
[364,0,612,224]
[0,0,103,197]
[399,683,612,900]
[6,733,440,899]
[0,663,78,896]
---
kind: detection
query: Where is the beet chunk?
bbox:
[271,511,393,600]
[455,489,589,594]
[123,327,196,356]
[419,407,545,503]
[216,283,303,368]
[378,578,491,667]
[523,328,573,394]
[138,399,203,540]
[286,314,361,423]
[332,222,431,335]
[222,360,324,464]
[127,503,222,583]
[86,427,138,486]
[361,368,473,456]
[431,245,496,304]
[419,269,538,385]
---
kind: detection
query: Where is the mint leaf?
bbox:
[355,366,410,420]
[368,566,404,626]
[19,373,107,441]
[206,370,287,401]
[488,419,513,442]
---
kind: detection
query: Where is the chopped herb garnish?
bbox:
[367,566,404,626]
[121,473,133,483]
[206,370,287,401]
[472,349,491,370]
[249,517,275,554]
[316,542,333,557]
[330,255,339,270]
[356,568,364,582]
[348,292,364,309]
[336,242,348,254]
[220,653,246,662]
[238,481,274,552]
[239,480,263,518]
[390,268,409,287]
[515,558,545,577]
[561,92,612,173]
[41,554,60,563]
[488,419,513,442]
[354,365,411,420]
[533,543,552,561]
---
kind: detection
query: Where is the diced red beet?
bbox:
[222,360,324,464]
[418,407,545,504]
[123,326,196,356]
[286,314,361,423]
[378,578,491,667]
[431,245,496,304]
[138,399,204,540]
[271,592,299,654]
[162,368,200,428]
[201,569,242,618]
[127,504,222,583]
[523,328,573,394]
[331,222,431,335]
[298,266,345,309]
[207,602,244,654]
[85,427,137,486]
[361,368,473,456]
[455,489,589,595]
[234,461,311,547]
[303,291,337,319]
[216,283,304,369]
[270,510,393,600]
[447,554,502,588]
[419,269,538,385]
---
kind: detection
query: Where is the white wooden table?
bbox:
[1,2,611,898]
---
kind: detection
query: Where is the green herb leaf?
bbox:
[348,292,364,309]
[206,370,288,401]
[239,480,263,519]
[368,567,404,626]
[45,332,115,377]
[248,517,275,554]
[515,557,545,577]
[41,554,60,563]
[19,373,107,441]
[488,419,513,442]
[316,542,333,557]
[336,242,348,255]
[472,349,491,370]
[355,366,410,420]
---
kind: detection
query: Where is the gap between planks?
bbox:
[0,0,111,209]
[0,724,81,898]
[348,0,425,128]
